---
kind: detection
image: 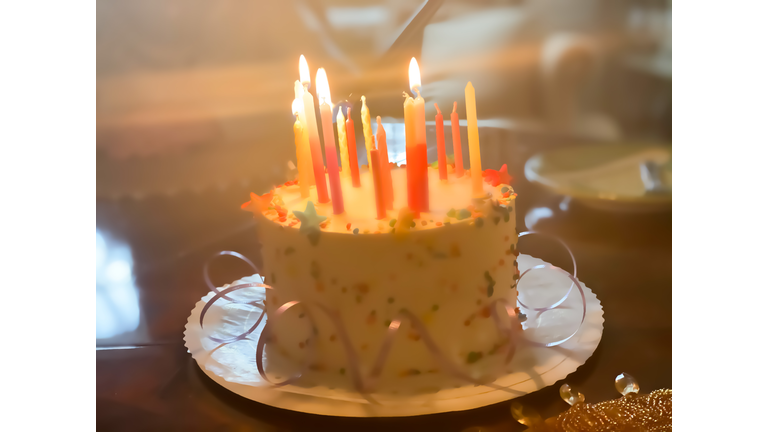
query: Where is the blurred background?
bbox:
[96,0,671,198]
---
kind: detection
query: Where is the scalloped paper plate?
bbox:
[184,254,604,417]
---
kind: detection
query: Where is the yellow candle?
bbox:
[336,110,351,178]
[294,80,314,191]
[292,98,310,197]
[361,96,374,168]
[465,82,483,197]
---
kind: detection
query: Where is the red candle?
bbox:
[434,103,447,180]
[370,147,386,220]
[375,116,393,209]
[415,142,429,212]
[451,101,464,178]
[316,68,344,214]
[345,108,361,187]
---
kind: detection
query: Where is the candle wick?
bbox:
[452,101,458,114]
[414,87,422,99]
[434,103,441,115]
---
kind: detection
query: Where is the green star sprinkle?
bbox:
[457,209,471,220]
[293,201,327,235]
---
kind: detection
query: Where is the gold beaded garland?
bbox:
[509,373,671,431]
[554,389,672,432]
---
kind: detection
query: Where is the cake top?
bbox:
[245,164,516,235]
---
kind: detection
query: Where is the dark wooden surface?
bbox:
[96,138,671,432]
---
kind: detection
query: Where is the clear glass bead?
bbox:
[560,383,585,406]
[615,372,640,395]
[510,401,543,426]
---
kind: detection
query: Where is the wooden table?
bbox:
[96,136,671,431]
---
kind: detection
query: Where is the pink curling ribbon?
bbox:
[198,231,587,401]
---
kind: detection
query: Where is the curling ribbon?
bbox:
[199,231,587,401]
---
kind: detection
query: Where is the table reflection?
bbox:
[96,229,140,340]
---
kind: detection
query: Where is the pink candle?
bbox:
[434,103,447,180]
[375,116,393,209]
[345,108,361,187]
[451,101,464,178]
[316,68,344,214]
[370,147,386,220]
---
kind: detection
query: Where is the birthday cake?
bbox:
[242,162,519,389]
[235,55,524,391]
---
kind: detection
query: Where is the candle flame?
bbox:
[292,98,303,116]
[299,55,310,87]
[408,57,421,93]
[316,68,332,105]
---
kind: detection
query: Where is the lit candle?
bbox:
[316,68,344,214]
[434,103,447,180]
[361,96,374,168]
[300,55,329,203]
[409,58,429,212]
[294,80,314,186]
[465,82,483,197]
[403,92,419,217]
[345,107,361,187]
[376,116,393,209]
[336,110,351,179]
[370,144,387,220]
[292,98,310,197]
[451,101,464,178]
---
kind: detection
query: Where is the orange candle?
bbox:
[345,107,361,187]
[403,93,419,217]
[451,101,464,178]
[409,58,429,213]
[370,146,386,220]
[434,103,447,180]
[375,116,393,209]
[299,56,329,203]
[316,68,344,214]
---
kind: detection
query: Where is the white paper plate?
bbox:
[184,254,604,417]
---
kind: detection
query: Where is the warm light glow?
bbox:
[292,98,303,116]
[315,68,332,105]
[409,57,421,92]
[299,55,310,87]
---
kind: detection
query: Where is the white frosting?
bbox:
[255,167,519,388]
[266,166,514,233]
